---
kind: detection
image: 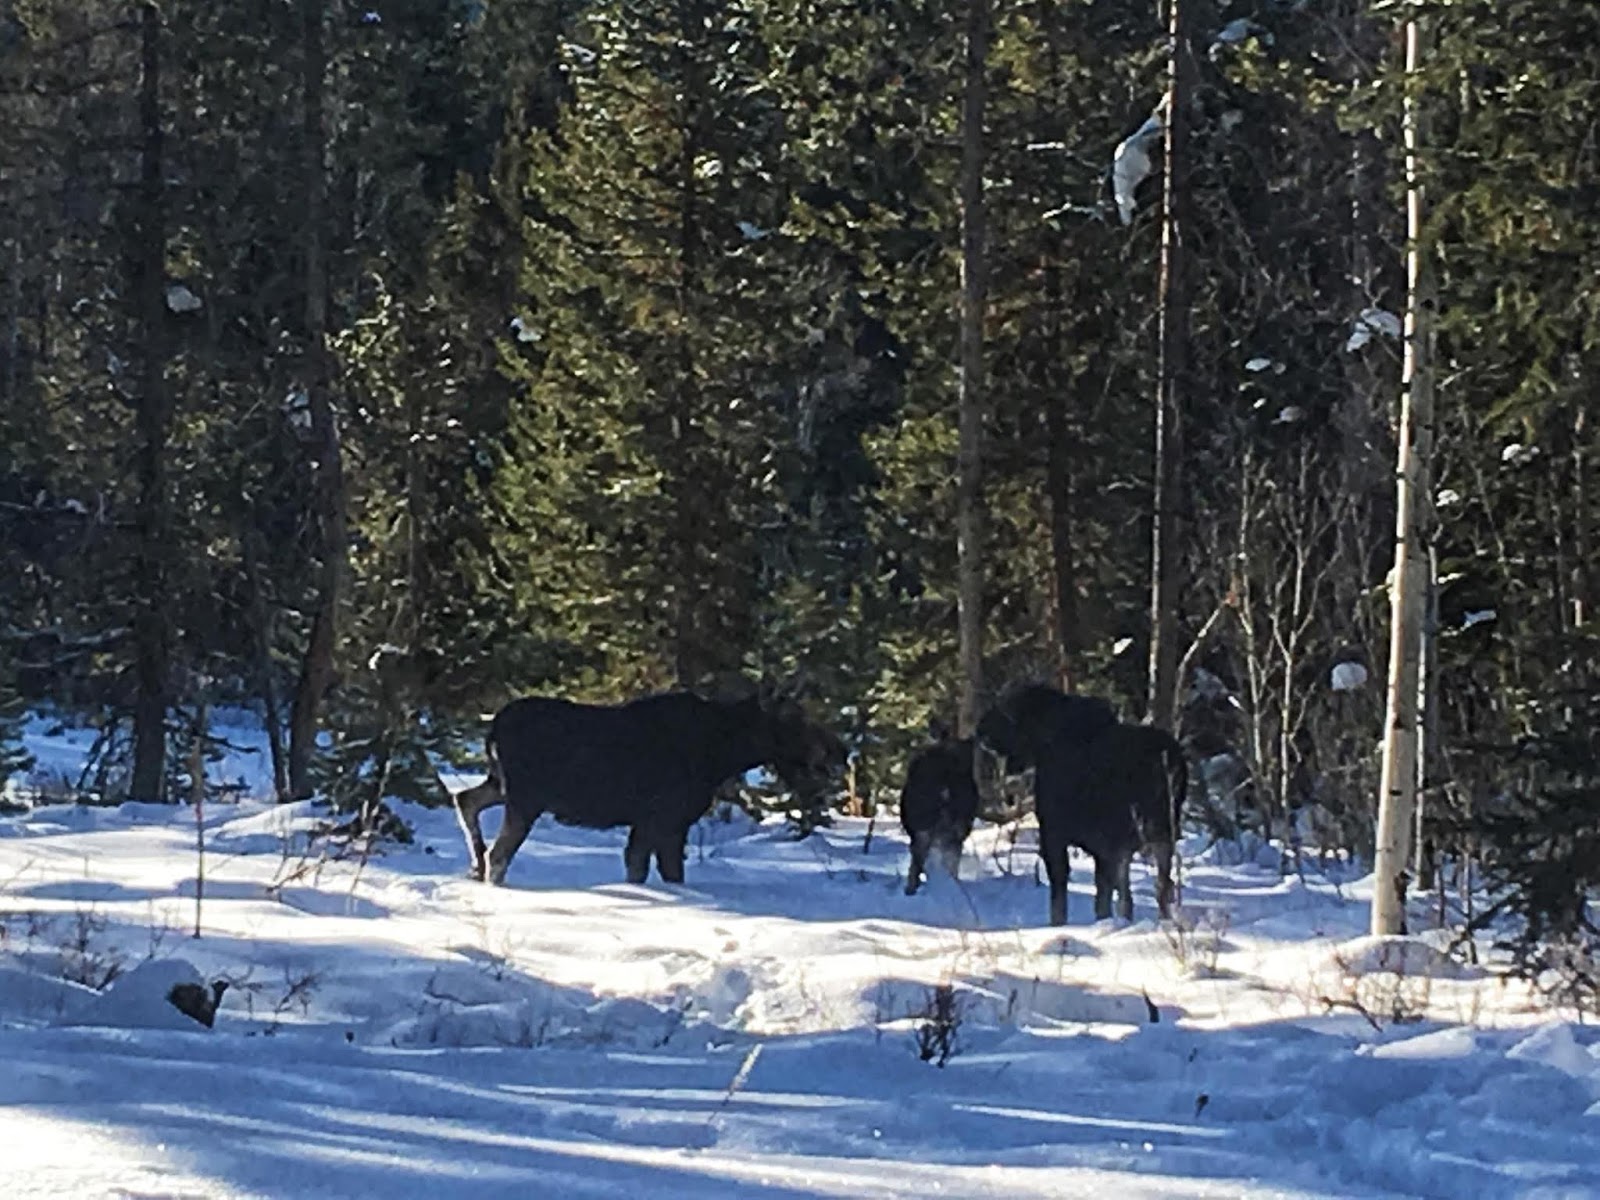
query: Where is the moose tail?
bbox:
[484,726,506,794]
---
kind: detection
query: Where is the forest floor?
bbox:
[2,715,1598,1198]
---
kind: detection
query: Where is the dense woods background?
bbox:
[2,0,1597,951]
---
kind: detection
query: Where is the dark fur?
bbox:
[453,689,842,886]
[899,736,981,895]
[977,684,1186,925]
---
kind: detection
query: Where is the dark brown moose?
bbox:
[453,684,842,887]
[976,685,1186,925]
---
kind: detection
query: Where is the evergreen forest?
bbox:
[2,0,1598,974]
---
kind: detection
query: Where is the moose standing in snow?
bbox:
[977,684,1186,926]
[452,682,843,887]
[898,722,982,895]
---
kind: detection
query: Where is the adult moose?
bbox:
[977,684,1186,926]
[452,682,842,887]
[899,722,981,895]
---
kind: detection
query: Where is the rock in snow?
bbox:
[57,958,222,1032]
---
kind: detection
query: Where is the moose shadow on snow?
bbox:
[14,879,169,904]
[433,800,1185,936]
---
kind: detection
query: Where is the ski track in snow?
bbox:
[2,729,1598,1199]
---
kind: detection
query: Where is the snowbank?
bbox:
[57,957,216,1032]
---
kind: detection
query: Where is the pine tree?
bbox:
[0,647,33,798]
[491,0,800,696]
[307,0,566,808]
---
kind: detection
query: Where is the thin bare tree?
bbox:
[130,0,171,800]
[1147,0,1194,733]
[1373,10,1436,936]
[956,0,990,737]
[287,0,349,799]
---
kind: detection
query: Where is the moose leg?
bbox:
[654,824,690,885]
[1116,853,1134,922]
[453,779,503,882]
[905,831,931,895]
[624,825,653,884]
[1152,840,1176,918]
[1042,840,1071,927]
[938,838,963,881]
[485,804,535,886]
[1092,854,1116,922]
[933,820,963,881]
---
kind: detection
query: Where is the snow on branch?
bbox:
[1111,101,1165,226]
[1345,307,1401,353]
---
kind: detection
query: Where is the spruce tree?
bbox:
[492,0,800,696]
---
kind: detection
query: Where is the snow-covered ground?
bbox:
[3,727,1599,1198]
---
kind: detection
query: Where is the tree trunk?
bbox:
[243,529,288,800]
[672,5,704,690]
[190,689,206,938]
[955,0,989,737]
[1573,402,1591,628]
[3,236,18,411]
[1041,2,1078,691]
[1415,542,1441,887]
[1146,0,1194,733]
[1045,351,1078,691]
[1372,14,1436,937]
[287,0,347,799]
[130,1,171,801]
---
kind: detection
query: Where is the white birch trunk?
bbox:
[1372,13,1436,936]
